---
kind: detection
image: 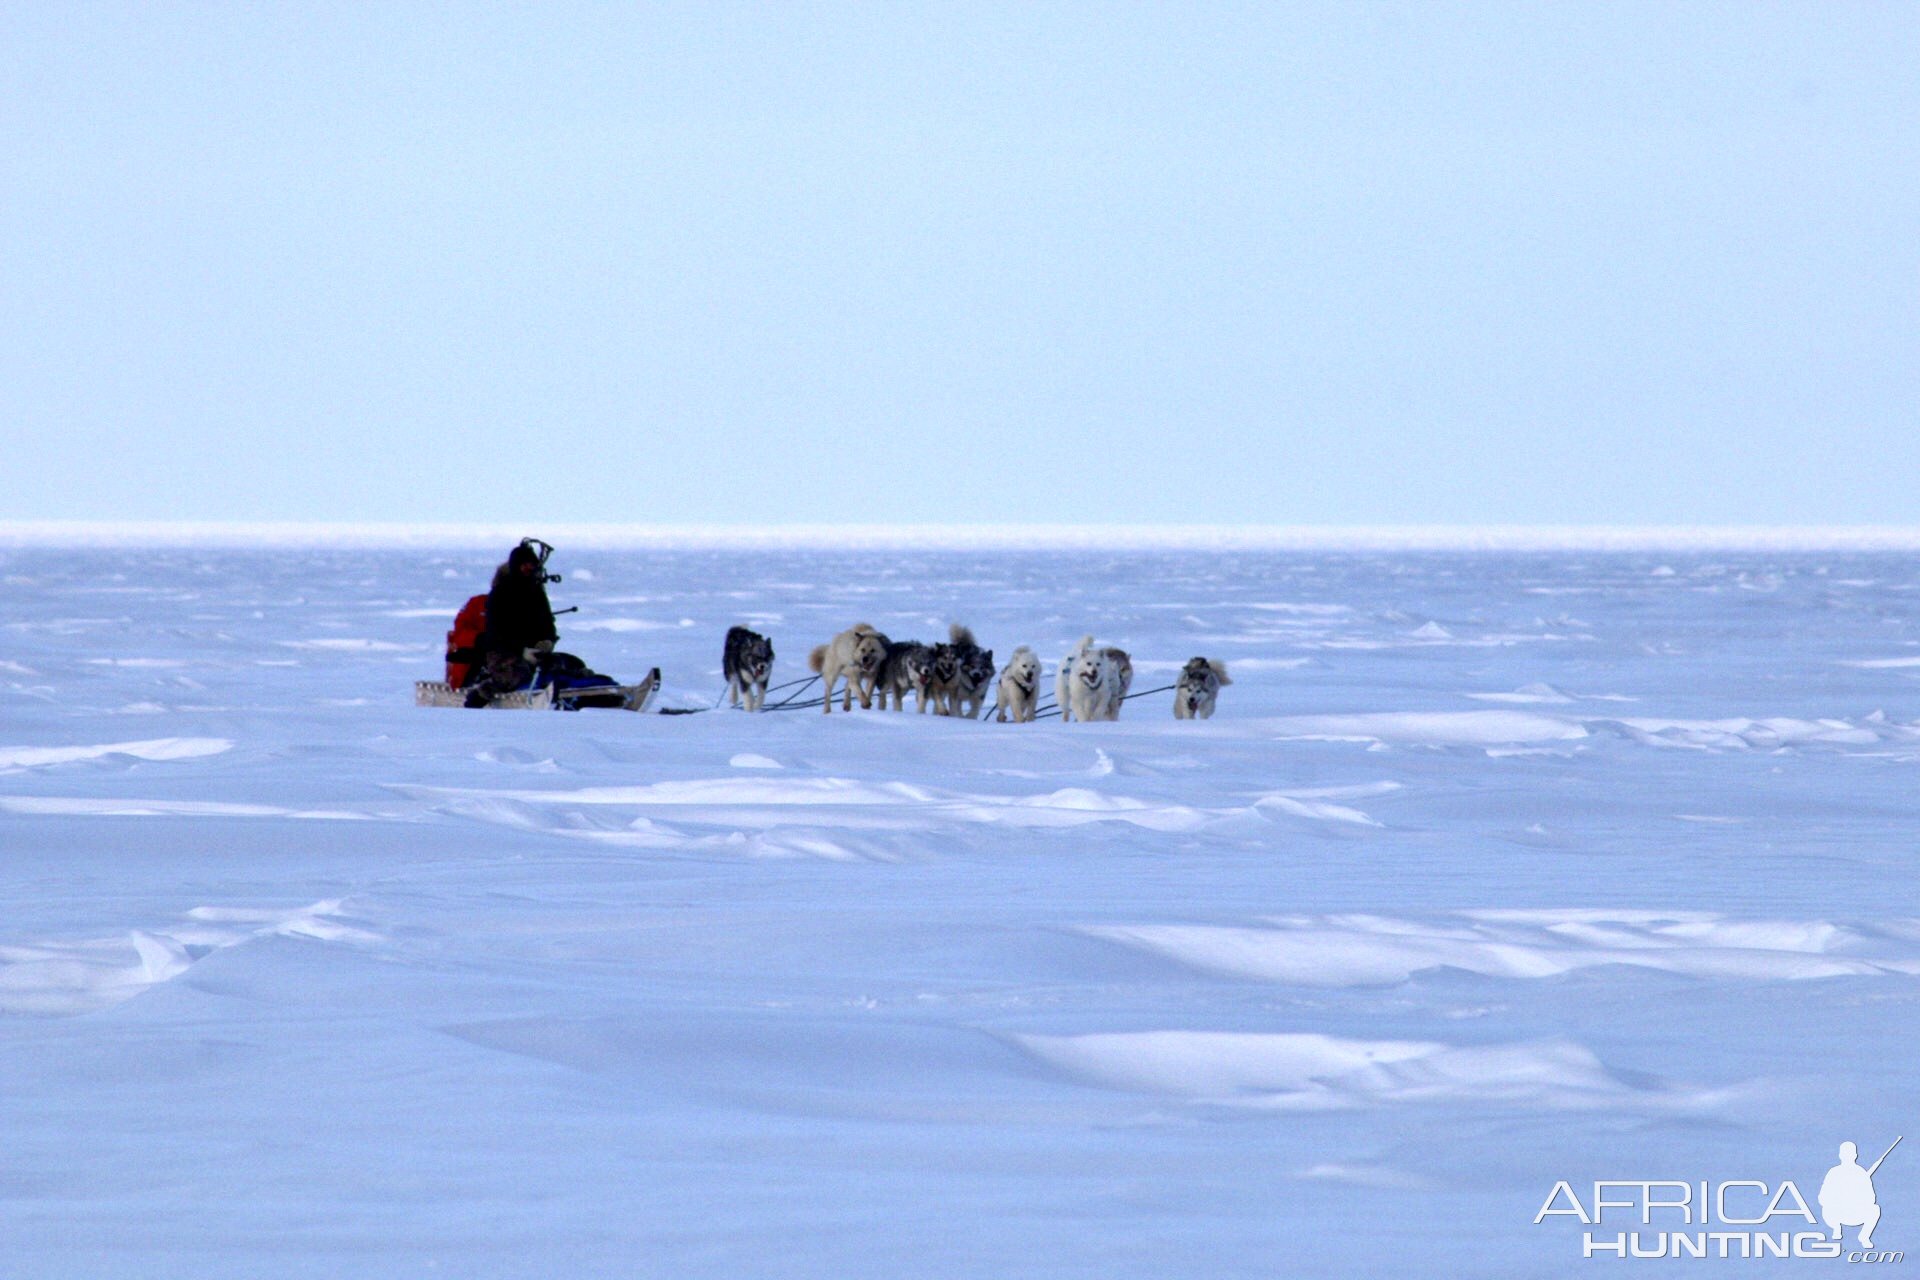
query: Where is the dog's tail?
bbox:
[1071,634,1094,655]
[1208,658,1231,684]
[948,622,977,648]
[808,644,828,673]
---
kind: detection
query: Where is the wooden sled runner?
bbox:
[415,667,661,712]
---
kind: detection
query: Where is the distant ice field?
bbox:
[2,545,1917,1277]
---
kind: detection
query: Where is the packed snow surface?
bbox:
[2,544,1918,1276]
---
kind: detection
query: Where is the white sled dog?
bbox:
[1058,636,1133,722]
[994,646,1042,723]
[809,623,890,713]
[1173,656,1230,719]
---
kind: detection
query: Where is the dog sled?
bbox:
[415,667,661,712]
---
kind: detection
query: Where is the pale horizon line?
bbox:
[6,520,1920,552]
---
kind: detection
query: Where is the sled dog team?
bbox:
[724,623,1229,721]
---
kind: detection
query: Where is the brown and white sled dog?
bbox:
[946,624,995,719]
[994,646,1042,722]
[1058,636,1134,722]
[1173,656,1230,719]
[722,626,775,711]
[809,623,889,713]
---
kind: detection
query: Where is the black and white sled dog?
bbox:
[876,638,935,712]
[946,624,995,718]
[1173,656,1231,720]
[1058,635,1134,722]
[809,623,889,713]
[994,646,1042,722]
[722,626,775,711]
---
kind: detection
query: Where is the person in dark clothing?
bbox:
[463,541,560,706]
[483,542,558,663]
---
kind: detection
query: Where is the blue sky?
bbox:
[3,2,1915,526]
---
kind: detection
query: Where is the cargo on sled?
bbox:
[415,665,660,712]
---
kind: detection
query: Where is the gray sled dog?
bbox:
[994,646,1042,723]
[809,623,889,713]
[921,640,963,715]
[876,638,935,712]
[1173,657,1231,719]
[722,626,775,711]
[1058,635,1133,722]
[946,624,996,719]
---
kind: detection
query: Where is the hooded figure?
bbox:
[481,542,558,665]
[461,543,559,705]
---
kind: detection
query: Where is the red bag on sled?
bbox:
[445,594,488,687]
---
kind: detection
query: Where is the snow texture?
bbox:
[2,543,1917,1276]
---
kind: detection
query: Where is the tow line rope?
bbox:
[1028,682,1177,722]
[657,672,821,715]
[655,675,1179,720]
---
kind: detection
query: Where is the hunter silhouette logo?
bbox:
[1821,1137,1899,1251]
[1535,1136,1904,1262]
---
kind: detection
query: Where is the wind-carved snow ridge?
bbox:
[407,773,1402,857]
[0,900,380,1016]
[1014,1030,1729,1113]
[1266,710,1920,753]
[0,796,374,820]
[414,775,1217,838]
[0,737,232,772]
[1084,910,1920,988]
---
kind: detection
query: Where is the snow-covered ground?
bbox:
[2,543,1916,1276]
